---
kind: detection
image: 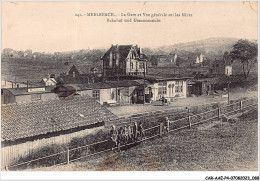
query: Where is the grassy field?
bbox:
[1,58,70,84]
[26,108,258,171]
[2,57,257,84]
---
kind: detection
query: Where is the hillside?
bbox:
[157,37,239,54]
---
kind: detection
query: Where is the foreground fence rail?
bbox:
[4,98,258,171]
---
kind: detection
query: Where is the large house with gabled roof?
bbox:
[101,44,148,77]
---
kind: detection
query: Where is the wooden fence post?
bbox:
[159,123,164,137]
[240,101,243,111]
[67,149,70,165]
[218,107,221,120]
[188,116,191,128]
[186,107,189,115]
[167,119,170,133]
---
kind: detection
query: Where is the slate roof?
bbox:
[69,64,97,74]
[77,82,112,90]
[61,74,101,84]
[1,95,118,141]
[131,75,191,83]
[76,80,144,90]
[192,76,241,84]
[3,86,55,96]
[106,80,143,88]
[117,45,132,59]
[101,45,148,62]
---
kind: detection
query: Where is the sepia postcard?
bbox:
[1,1,259,180]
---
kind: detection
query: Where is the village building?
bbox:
[210,59,232,76]
[188,79,213,96]
[73,80,144,105]
[195,54,204,64]
[150,54,178,67]
[2,75,191,106]
[142,75,189,102]
[68,64,101,75]
[1,95,117,168]
[101,45,148,77]
[2,86,59,104]
[41,74,57,86]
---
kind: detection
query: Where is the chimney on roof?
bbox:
[116,44,118,48]
[47,73,50,80]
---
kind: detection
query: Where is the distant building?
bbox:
[41,74,57,86]
[2,86,58,104]
[142,75,189,102]
[210,59,232,76]
[225,65,232,75]
[68,64,99,75]
[195,54,203,64]
[101,44,148,77]
[150,54,178,67]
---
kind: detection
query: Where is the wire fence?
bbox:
[4,97,258,171]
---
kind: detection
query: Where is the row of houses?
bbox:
[2,76,188,105]
[4,72,240,106]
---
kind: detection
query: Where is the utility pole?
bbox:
[27,79,29,92]
[118,67,120,106]
[115,67,118,104]
[143,62,146,106]
[227,81,231,104]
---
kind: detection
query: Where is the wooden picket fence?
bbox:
[4,98,258,171]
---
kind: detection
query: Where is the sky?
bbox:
[2,1,258,53]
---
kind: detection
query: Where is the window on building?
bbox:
[139,63,143,69]
[109,52,113,67]
[163,86,167,94]
[175,81,183,93]
[31,94,41,101]
[158,82,167,95]
[116,53,119,66]
[130,62,134,69]
[92,90,100,101]
[158,87,163,95]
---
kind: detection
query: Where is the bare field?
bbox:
[26,109,258,171]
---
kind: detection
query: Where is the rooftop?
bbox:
[2,86,55,96]
[1,95,118,142]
